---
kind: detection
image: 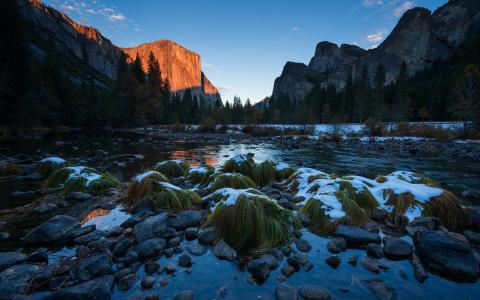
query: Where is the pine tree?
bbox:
[147,51,161,87]
[133,53,145,84]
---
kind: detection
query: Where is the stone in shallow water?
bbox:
[178,254,192,267]
[295,238,312,252]
[214,239,237,261]
[247,259,270,283]
[131,238,166,260]
[73,254,112,282]
[382,236,413,259]
[117,273,136,290]
[297,285,332,300]
[348,255,358,266]
[335,225,381,248]
[187,241,207,256]
[197,227,217,244]
[133,213,168,243]
[141,276,155,289]
[0,252,27,272]
[367,243,384,258]
[184,227,198,240]
[171,210,205,230]
[43,275,114,300]
[174,290,194,300]
[0,264,45,298]
[144,262,160,275]
[276,284,297,300]
[413,230,479,282]
[74,229,106,245]
[325,255,341,269]
[361,278,396,300]
[327,237,347,254]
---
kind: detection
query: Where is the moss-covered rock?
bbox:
[186,165,215,185]
[222,154,256,177]
[209,172,257,192]
[154,160,189,179]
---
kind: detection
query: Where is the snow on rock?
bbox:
[156,160,184,167]
[158,181,182,191]
[204,188,277,210]
[134,170,162,183]
[275,162,290,171]
[230,154,251,165]
[40,156,66,164]
[188,166,210,174]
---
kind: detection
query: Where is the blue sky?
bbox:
[43,0,447,104]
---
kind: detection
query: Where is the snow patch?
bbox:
[134,170,162,183]
[40,157,66,164]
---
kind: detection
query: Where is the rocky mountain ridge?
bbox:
[272,0,480,102]
[18,0,221,103]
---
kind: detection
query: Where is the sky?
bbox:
[43,0,447,104]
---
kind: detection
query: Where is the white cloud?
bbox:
[291,27,300,31]
[217,85,233,93]
[362,0,383,7]
[108,13,126,22]
[202,62,215,68]
[394,1,414,17]
[367,31,387,43]
[370,44,378,49]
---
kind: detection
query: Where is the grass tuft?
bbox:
[208,193,297,250]
[384,189,420,224]
[209,173,257,192]
[423,191,469,232]
[252,160,277,186]
[155,160,189,179]
[186,166,215,185]
[222,155,256,177]
[339,181,378,212]
[123,171,169,206]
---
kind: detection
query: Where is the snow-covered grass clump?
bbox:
[123,170,169,205]
[204,188,298,250]
[36,156,67,177]
[284,168,468,232]
[44,166,120,195]
[208,172,257,192]
[222,154,256,177]
[186,165,215,185]
[154,160,189,179]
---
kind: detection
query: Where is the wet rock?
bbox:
[270,248,284,261]
[155,227,176,239]
[168,236,182,247]
[131,238,166,260]
[119,250,139,265]
[383,236,413,259]
[296,212,311,226]
[106,226,123,238]
[178,254,192,267]
[276,284,297,300]
[462,189,480,200]
[197,227,217,244]
[0,252,28,272]
[112,240,133,258]
[117,273,136,290]
[335,225,381,248]
[247,259,270,283]
[298,285,331,300]
[0,264,44,298]
[74,230,105,245]
[327,237,347,254]
[303,261,314,271]
[187,241,207,256]
[165,263,176,274]
[370,208,388,223]
[164,248,174,257]
[287,257,301,272]
[174,290,194,300]
[171,210,205,229]
[74,254,112,282]
[214,239,237,261]
[325,255,341,269]
[280,245,292,257]
[34,203,57,214]
[361,258,381,274]
[27,248,49,263]
[115,268,133,281]
[43,275,114,300]
[65,192,93,201]
[398,269,408,280]
[293,252,308,265]
[281,266,295,277]
[71,225,96,239]
[464,230,480,246]
[22,215,80,245]
[410,216,437,230]
[144,262,160,274]
[133,213,168,243]
[413,230,479,282]
[295,238,312,252]
[184,227,198,240]
[367,243,384,258]
[361,278,396,300]
[348,255,359,266]
[141,276,155,289]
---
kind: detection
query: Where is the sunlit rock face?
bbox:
[272,0,480,101]
[18,0,221,104]
[123,40,221,104]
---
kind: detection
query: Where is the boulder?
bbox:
[0,264,45,297]
[464,230,480,246]
[197,227,217,244]
[409,253,428,283]
[184,227,198,240]
[171,210,205,229]
[74,254,112,282]
[141,276,155,289]
[0,252,27,272]
[413,230,479,282]
[43,275,114,300]
[297,285,331,300]
[74,230,106,245]
[133,213,168,243]
[383,236,413,259]
[360,279,396,300]
[131,238,166,259]
[187,241,207,256]
[335,225,381,247]
[367,243,384,258]
[174,290,194,300]
[65,192,93,201]
[247,259,270,283]
[276,284,297,300]
[325,255,341,269]
[295,238,312,252]
[327,237,347,254]
[178,254,192,267]
[117,273,136,290]
[22,215,80,245]
[214,239,237,261]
